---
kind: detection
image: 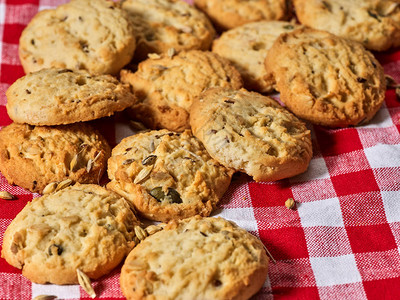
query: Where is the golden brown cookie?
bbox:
[6,68,136,125]
[190,88,312,182]
[120,216,269,300]
[1,184,140,284]
[293,0,400,51]
[264,28,386,127]
[121,0,215,61]
[107,130,234,222]
[194,0,288,31]
[120,50,243,132]
[0,122,110,193]
[212,21,302,93]
[19,0,136,75]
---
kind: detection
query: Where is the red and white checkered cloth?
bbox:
[1,0,400,299]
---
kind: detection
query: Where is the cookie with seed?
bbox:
[190,88,312,182]
[120,50,243,132]
[194,0,288,31]
[212,21,302,93]
[121,0,215,61]
[0,122,110,193]
[264,28,386,127]
[107,130,234,222]
[1,184,140,284]
[120,216,269,300]
[293,0,400,51]
[19,0,136,75]
[6,68,136,125]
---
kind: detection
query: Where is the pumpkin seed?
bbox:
[149,187,182,203]
[134,166,153,184]
[142,155,157,166]
[77,269,96,298]
[0,191,15,200]
[43,182,58,194]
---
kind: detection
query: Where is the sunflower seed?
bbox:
[148,53,161,59]
[167,47,176,58]
[93,151,102,162]
[178,26,193,33]
[32,295,57,300]
[70,154,79,172]
[134,225,148,241]
[86,159,93,173]
[134,166,153,184]
[77,269,96,298]
[145,225,162,235]
[142,155,157,166]
[42,182,58,194]
[380,2,398,16]
[122,158,135,165]
[55,179,73,191]
[0,191,15,200]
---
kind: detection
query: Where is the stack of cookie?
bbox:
[1,0,398,299]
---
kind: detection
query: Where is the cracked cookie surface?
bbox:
[120,216,269,300]
[212,21,301,93]
[1,184,140,284]
[264,28,386,127]
[190,88,312,182]
[0,122,110,193]
[107,130,234,222]
[121,0,215,61]
[121,50,242,132]
[293,0,400,51]
[194,0,288,30]
[19,0,136,74]
[6,68,136,125]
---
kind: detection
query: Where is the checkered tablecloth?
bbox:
[1,0,400,299]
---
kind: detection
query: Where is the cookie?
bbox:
[212,21,302,93]
[1,183,140,284]
[6,68,136,125]
[120,216,269,300]
[19,0,136,75]
[194,0,288,31]
[0,122,110,193]
[107,130,234,222]
[190,88,312,182]
[121,0,215,61]
[264,28,386,127]
[120,50,243,132]
[293,0,400,51]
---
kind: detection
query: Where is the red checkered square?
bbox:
[331,170,379,197]
[385,89,400,108]
[315,127,363,157]
[339,192,388,226]
[291,178,337,203]
[346,224,397,253]
[88,268,124,298]
[219,176,252,209]
[258,227,309,260]
[272,286,320,300]
[0,273,31,299]
[374,167,400,191]
[355,249,400,281]
[363,276,400,300]
[268,258,316,287]
[389,222,400,247]
[1,64,25,84]
[317,282,367,300]
[254,206,302,230]
[0,106,12,126]
[249,181,293,207]
[324,150,370,177]
[2,24,24,44]
[303,227,353,257]
[388,107,400,125]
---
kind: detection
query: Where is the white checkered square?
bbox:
[298,197,344,227]
[0,273,32,299]
[216,207,258,233]
[1,43,19,65]
[362,104,393,129]
[365,144,400,168]
[318,283,367,300]
[0,82,9,105]
[358,126,400,149]
[373,167,400,191]
[0,3,5,25]
[303,227,352,257]
[269,258,316,287]
[381,191,400,223]
[291,157,329,182]
[32,284,80,299]
[310,255,362,286]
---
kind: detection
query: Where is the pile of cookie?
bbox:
[0,0,397,299]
